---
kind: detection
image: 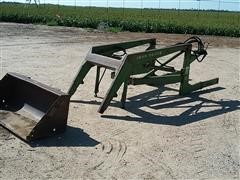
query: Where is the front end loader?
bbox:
[0,36,218,142]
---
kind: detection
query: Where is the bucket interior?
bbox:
[0,73,67,141]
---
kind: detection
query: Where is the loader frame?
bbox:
[68,38,219,114]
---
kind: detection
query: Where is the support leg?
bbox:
[94,66,101,97]
[190,78,219,92]
[180,78,219,95]
[121,81,128,109]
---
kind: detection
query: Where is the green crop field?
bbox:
[0,2,239,37]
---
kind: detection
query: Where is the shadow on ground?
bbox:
[94,86,240,126]
[30,126,99,147]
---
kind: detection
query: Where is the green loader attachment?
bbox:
[68,37,219,113]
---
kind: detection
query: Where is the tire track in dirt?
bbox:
[222,112,239,136]
[189,122,209,178]
[83,127,129,180]
[83,139,127,179]
[140,152,176,180]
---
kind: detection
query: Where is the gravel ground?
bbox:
[0,23,239,180]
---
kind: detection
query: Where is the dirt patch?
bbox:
[0,23,239,179]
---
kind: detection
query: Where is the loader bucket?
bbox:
[0,73,70,141]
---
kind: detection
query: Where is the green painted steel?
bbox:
[68,37,219,114]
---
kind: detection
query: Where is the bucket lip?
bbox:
[4,72,69,96]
